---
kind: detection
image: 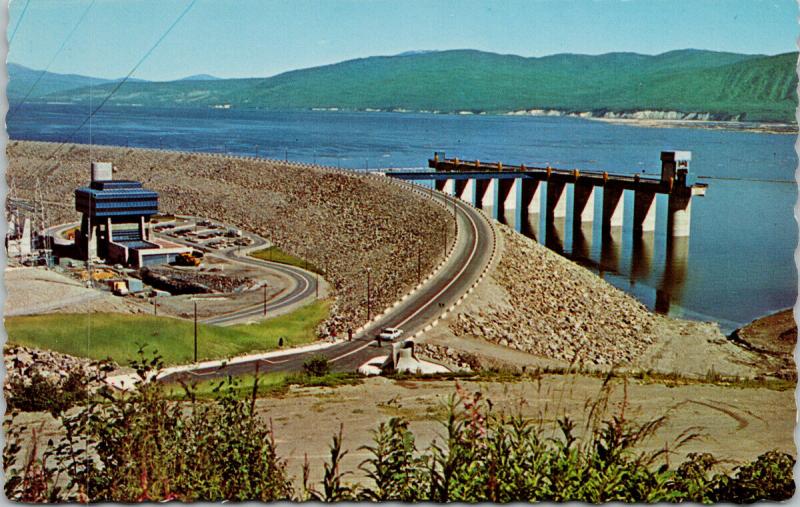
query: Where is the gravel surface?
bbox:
[450,224,656,366]
[8,141,452,331]
[5,267,143,316]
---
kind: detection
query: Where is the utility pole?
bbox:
[443,221,447,258]
[154,296,158,316]
[263,285,267,316]
[366,268,372,321]
[193,301,198,363]
[417,238,421,285]
[452,195,457,240]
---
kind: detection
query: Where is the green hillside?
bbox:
[7,63,151,102]
[24,49,799,122]
[7,63,112,100]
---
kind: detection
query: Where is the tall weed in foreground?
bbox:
[347,378,794,503]
[4,349,293,502]
[4,352,795,502]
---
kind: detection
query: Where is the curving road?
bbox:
[45,219,319,327]
[159,187,494,382]
[202,252,315,325]
[162,229,318,326]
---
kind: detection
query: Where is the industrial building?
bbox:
[74,162,190,267]
[5,212,32,261]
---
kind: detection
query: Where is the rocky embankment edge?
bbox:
[4,345,118,393]
[445,224,655,367]
[418,220,789,380]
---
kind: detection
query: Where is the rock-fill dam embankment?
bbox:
[7,141,452,331]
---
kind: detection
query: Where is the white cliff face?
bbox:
[505,109,739,121]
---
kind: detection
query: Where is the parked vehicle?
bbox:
[174,252,201,267]
[378,327,404,341]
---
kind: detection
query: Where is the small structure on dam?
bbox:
[75,162,191,267]
[385,150,706,238]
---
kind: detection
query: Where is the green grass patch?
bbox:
[5,299,330,366]
[165,371,361,400]
[250,246,322,274]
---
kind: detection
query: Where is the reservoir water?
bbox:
[8,104,797,332]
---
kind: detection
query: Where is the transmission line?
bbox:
[8,0,30,45]
[35,0,198,180]
[9,0,97,119]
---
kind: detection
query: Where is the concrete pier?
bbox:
[667,189,692,237]
[390,150,706,241]
[544,181,568,220]
[463,178,477,207]
[454,179,468,199]
[481,178,496,210]
[633,191,657,233]
[492,179,519,220]
[571,183,596,227]
[514,179,541,232]
[601,187,626,235]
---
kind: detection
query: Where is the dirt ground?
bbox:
[257,376,795,485]
[4,267,143,316]
[3,252,327,323]
[734,308,797,356]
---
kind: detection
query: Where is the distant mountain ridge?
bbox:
[179,74,221,81]
[7,63,149,100]
[9,49,798,122]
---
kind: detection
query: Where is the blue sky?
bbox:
[7,0,798,81]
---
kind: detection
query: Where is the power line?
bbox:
[8,0,30,45]
[9,0,97,119]
[37,0,198,180]
[696,175,794,185]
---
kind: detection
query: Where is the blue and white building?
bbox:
[75,162,190,267]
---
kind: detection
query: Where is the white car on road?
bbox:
[378,327,404,341]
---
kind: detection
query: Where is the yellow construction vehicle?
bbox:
[174,252,201,267]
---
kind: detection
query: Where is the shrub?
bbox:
[302,355,330,377]
[4,348,293,502]
[714,450,796,502]
[6,369,89,416]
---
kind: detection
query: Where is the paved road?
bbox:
[159,188,494,382]
[201,252,316,325]
[163,228,318,326]
[46,220,319,326]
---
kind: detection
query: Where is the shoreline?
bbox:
[21,103,797,135]
[589,117,798,135]
[729,308,796,356]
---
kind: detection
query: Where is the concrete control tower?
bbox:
[75,162,188,267]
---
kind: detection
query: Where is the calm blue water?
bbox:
[8,104,797,331]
